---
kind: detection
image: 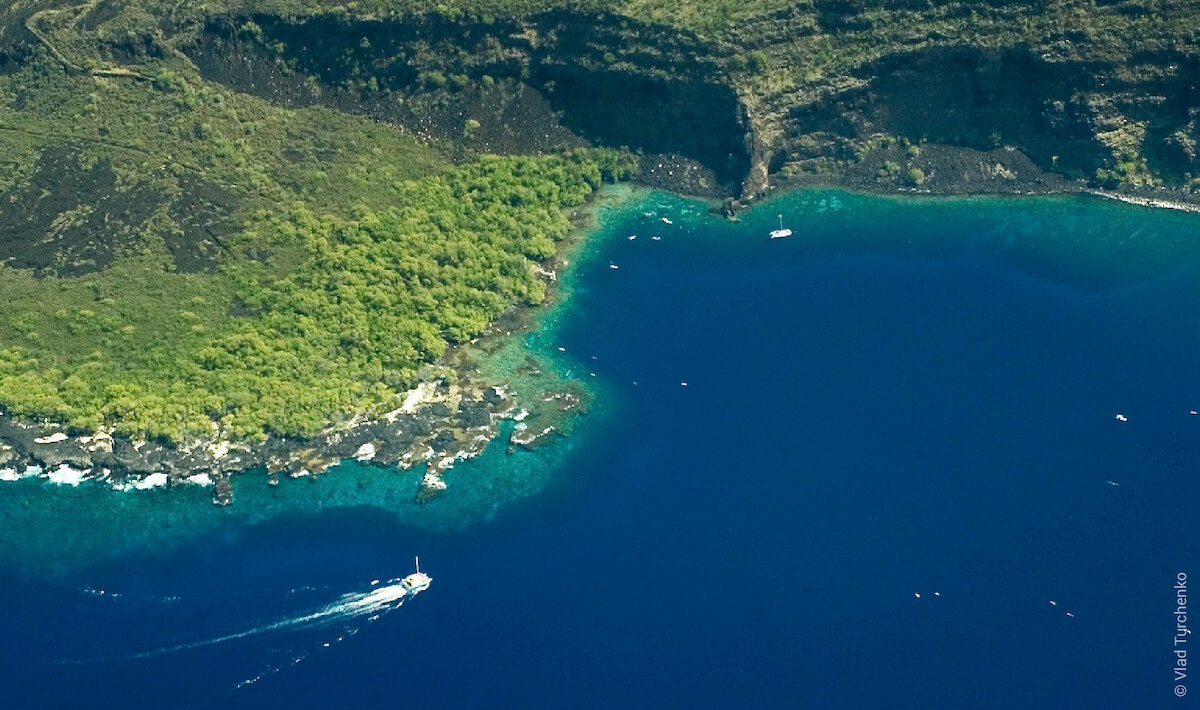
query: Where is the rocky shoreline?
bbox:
[0,204,598,507]
[744,142,1200,213]
[0,363,579,506]
[613,142,1200,220]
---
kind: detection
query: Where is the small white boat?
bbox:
[661,217,673,225]
[769,214,793,240]
[401,556,432,595]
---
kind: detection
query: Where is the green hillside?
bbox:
[1,0,1199,443]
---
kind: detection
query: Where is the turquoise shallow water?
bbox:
[0,186,622,573]
[3,187,1200,708]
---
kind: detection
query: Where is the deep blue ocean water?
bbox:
[3,188,1200,708]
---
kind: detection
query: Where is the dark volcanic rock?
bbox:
[457,400,492,428]
[165,176,239,273]
[186,10,749,197]
[0,147,159,277]
[0,370,562,506]
[430,429,458,451]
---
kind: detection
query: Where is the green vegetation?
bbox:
[0,18,634,442]
[1095,153,1162,189]
[0,149,631,441]
[3,0,1200,447]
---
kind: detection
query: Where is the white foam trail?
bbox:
[60,577,423,664]
[139,579,414,657]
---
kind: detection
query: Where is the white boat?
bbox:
[401,556,432,595]
[769,214,793,240]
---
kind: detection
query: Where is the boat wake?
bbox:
[55,560,431,682]
[120,576,419,660]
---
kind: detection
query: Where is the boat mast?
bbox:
[415,556,420,574]
[778,214,784,230]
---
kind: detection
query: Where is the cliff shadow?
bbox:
[184,11,750,196]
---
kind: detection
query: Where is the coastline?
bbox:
[743,138,1200,218]
[4,174,1197,510]
[745,168,1200,220]
[0,183,644,509]
[2,181,1197,575]
[1081,189,1200,214]
[0,184,647,576]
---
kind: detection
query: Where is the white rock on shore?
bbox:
[354,442,377,461]
[385,381,440,421]
[80,430,114,453]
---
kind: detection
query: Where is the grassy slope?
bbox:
[0,10,631,442]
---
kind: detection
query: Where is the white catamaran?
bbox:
[769,214,793,240]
